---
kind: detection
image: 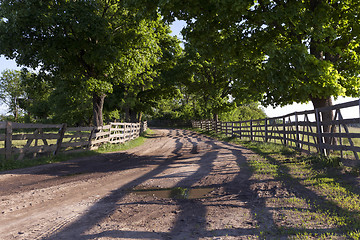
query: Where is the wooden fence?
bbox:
[0,121,147,160]
[193,99,360,164]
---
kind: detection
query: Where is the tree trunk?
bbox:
[213,113,219,122]
[130,110,137,123]
[92,92,106,127]
[13,97,18,122]
[138,112,143,122]
[311,96,337,155]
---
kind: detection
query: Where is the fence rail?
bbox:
[193,99,360,165]
[0,121,147,160]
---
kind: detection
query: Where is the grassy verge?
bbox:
[192,128,360,239]
[97,128,154,153]
[0,128,154,172]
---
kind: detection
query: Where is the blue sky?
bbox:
[0,20,358,119]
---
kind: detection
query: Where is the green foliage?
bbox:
[0,69,25,120]
[48,78,93,126]
[0,0,176,126]
[219,102,267,122]
[130,0,360,110]
[19,69,53,122]
[250,0,360,107]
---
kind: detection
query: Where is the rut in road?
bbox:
[0,129,272,240]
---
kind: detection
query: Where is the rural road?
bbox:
[0,129,279,240]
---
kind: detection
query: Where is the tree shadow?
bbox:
[238,141,360,238]
[42,130,260,239]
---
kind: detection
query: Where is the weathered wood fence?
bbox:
[0,121,147,160]
[193,99,360,163]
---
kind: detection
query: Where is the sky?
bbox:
[0,20,358,119]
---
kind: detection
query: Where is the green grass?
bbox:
[192,128,360,239]
[97,129,154,153]
[0,128,154,171]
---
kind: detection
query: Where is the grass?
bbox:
[0,128,154,172]
[97,129,153,153]
[192,128,360,239]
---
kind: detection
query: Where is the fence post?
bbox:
[250,120,253,141]
[265,119,268,143]
[144,121,147,132]
[239,122,242,139]
[5,121,12,160]
[283,117,287,146]
[231,122,234,137]
[315,109,325,156]
[130,123,134,140]
[54,123,67,155]
[87,126,96,149]
[295,113,300,149]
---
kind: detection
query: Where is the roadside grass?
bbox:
[97,128,154,153]
[192,128,360,239]
[0,128,154,172]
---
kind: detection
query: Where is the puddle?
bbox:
[131,187,213,199]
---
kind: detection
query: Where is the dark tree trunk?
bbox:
[130,110,137,123]
[13,97,18,122]
[92,92,106,127]
[311,96,337,154]
[213,113,219,122]
[124,105,130,123]
[138,112,143,122]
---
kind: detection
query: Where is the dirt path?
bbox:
[0,129,280,240]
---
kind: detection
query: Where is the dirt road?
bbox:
[0,129,278,240]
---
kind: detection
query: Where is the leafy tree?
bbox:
[250,0,360,109]
[19,70,53,122]
[129,0,360,115]
[104,23,183,123]
[244,0,360,147]
[0,0,169,126]
[48,76,93,126]
[220,102,267,122]
[179,47,235,121]
[126,0,265,119]
[0,69,25,121]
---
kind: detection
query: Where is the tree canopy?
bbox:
[0,0,177,126]
[0,69,25,121]
[3,0,359,126]
[130,0,360,109]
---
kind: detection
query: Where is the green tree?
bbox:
[0,69,25,121]
[251,0,360,109]
[179,47,235,121]
[126,0,265,120]
[19,70,53,122]
[220,102,267,122]
[129,0,360,113]
[0,0,168,126]
[104,23,183,123]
